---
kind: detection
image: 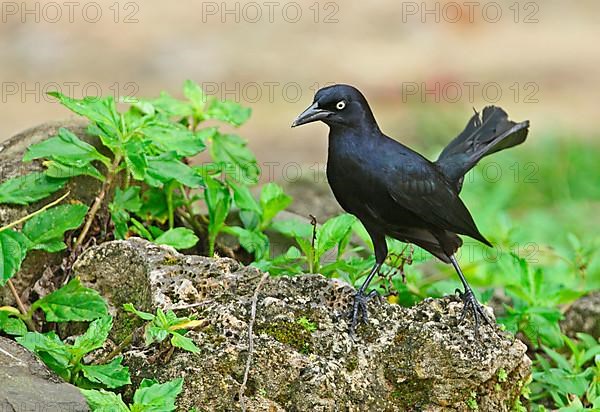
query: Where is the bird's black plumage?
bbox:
[292,84,530,336]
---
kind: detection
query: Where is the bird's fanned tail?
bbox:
[435,106,530,192]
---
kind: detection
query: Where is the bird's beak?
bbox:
[291,102,331,127]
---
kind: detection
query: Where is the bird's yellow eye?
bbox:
[336,100,346,110]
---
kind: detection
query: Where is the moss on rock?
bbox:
[257,320,313,354]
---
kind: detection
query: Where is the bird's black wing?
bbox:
[384,158,491,246]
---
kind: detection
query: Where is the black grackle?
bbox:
[291,84,529,337]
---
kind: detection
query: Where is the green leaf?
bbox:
[204,176,232,255]
[109,187,142,240]
[81,356,131,389]
[142,123,210,157]
[124,138,148,180]
[153,308,171,329]
[239,210,260,231]
[132,377,184,412]
[225,226,269,260]
[16,331,72,380]
[22,204,88,252]
[229,180,261,214]
[542,346,572,371]
[0,229,29,286]
[129,99,156,116]
[271,219,314,240]
[0,310,27,335]
[183,80,206,109]
[522,308,564,348]
[206,99,251,127]
[147,92,193,118]
[123,303,155,321]
[170,332,200,354]
[33,278,108,322]
[259,183,292,228]
[252,246,305,276]
[44,160,105,182]
[316,214,356,259]
[80,389,129,412]
[48,93,122,142]
[24,127,110,167]
[72,316,113,357]
[146,152,203,188]
[144,325,169,345]
[148,226,165,239]
[154,228,199,250]
[138,188,169,223]
[0,173,67,205]
[114,186,144,212]
[129,218,154,241]
[210,133,258,184]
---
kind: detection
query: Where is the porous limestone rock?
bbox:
[73,238,531,411]
[561,292,600,339]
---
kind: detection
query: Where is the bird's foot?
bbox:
[348,289,380,338]
[455,287,493,339]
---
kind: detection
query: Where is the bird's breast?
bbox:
[326,139,385,217]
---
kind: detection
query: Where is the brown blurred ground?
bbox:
[1,0,598,169]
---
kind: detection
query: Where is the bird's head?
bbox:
[291,84,378,130]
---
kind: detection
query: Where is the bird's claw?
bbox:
[348,289,380,337]
[456,288,493,339]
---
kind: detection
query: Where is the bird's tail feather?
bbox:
[435,106,529,192]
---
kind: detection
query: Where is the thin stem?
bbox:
[167,182,175,230]
[309,215,318,273]
[179,211,205,238]
[123,169,131,190]
[73,155,122,251]
[209,234,215,257]
[239,272,269,412]
[7,279,36,331]
[0,191,70,233]
[97,331,134,364]
[178,185,206,236]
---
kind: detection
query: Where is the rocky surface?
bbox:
[561,292,600,339]
[0,121,104,306]
[0,336,89,411]
[73,238,531,411]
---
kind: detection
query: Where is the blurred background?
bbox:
[1,0,599,159]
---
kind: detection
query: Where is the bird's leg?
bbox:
[449,254,493,338]
[349,262,382,336]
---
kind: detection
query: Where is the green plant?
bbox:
[0,80,258,255]
[81,377,184,412]
[296,316,317,332]
[223,181,292,260]
[123,303,203,354]
[265,213,356,275]
[466,391,479,410]
[17,316,130,388]
[0,194,103,332]
[203,174,232,256]
[531,333,600,410]
[497,254,586,348]
[0,276,109,334]
[0,195,87,285]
